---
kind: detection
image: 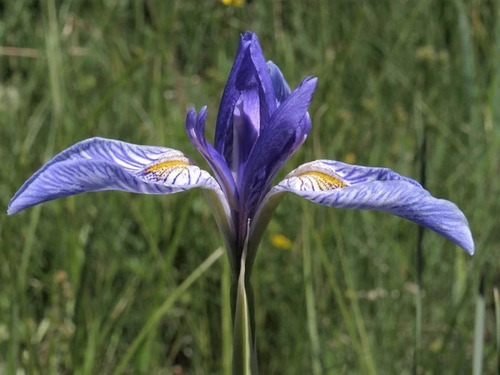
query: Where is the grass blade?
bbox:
[113,247,224,375]
[472,273,485,375]
[302,207,322,374]
[222,257,232,375]
[494,287,500,373]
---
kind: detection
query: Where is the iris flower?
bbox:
[8,32,473,373]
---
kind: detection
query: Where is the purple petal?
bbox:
[272,160,474,254]
[267,61,291,104]
[232,88,261,171]
[239,77,318,214]
[8,137,223,215]
[215,32,276,164]
[186,107,238,207]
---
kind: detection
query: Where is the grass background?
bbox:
[1,0,498,373]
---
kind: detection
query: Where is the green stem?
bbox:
[231,220,258,375]
[231,277,258,375]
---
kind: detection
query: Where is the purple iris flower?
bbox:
[8,32,474,282]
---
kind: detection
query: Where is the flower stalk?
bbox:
[232,221,258,374]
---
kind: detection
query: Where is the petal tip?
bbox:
[464,240,475,256]
[7,195,36,215]
[305,76,318,90]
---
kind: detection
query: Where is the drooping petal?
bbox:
[240,77,318,215]
[186,107,238,208]
[267,160,474,254]
[267,61,291,105]
[7,137,227,217]
[215,32,276,164]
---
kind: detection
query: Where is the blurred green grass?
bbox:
[1,0,498,373]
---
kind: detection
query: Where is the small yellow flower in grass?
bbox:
[271,234,293,250]
[221,0,244,6]
[344,152,356,164]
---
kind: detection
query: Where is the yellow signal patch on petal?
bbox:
[295,170,348,191]
[139,154,205,187]
[145,159,190,176]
